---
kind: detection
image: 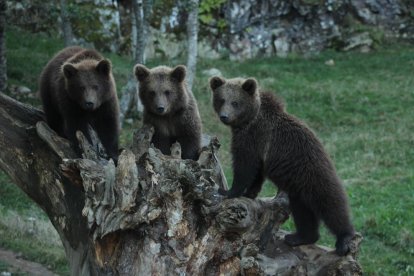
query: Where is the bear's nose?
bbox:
[84,102,94,110]
[157,106,165,114]
[220,115,229,123]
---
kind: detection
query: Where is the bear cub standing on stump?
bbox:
[210,76,355,256]
[134,65,202,160]
[39,46,120,161]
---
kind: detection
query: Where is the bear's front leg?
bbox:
[243,171,265,199]
[177,134,201,161]
[94,102,120,163]
[151,131,172,156]
[221,153,262,198]
[63,116,91,156]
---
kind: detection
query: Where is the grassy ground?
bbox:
[1,27,414,275]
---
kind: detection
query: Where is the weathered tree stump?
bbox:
[0,92,362,275]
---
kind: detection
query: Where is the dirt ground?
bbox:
[0,248,57,276]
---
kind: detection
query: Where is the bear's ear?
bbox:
[171,65,186,82]
[63,63,78,79]
[209,76,225,91]
[134,64,150,82]
[96,59,112,75]
[242,78,258,96]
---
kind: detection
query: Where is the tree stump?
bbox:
[0,93,362,275]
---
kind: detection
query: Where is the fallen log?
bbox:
[0,92,362,275]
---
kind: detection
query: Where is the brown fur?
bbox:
[134,64,202,160]
[39,46,120,161]
[210,76,355,256]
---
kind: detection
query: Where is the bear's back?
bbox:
[241,92,284,135]
[41,46,84,78]
[41,47,103,81]
[66,49,103,64]
[256,93,337,191]
[40,47,99,93]
[235,91,331,174]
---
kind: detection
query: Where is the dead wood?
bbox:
[0,92,362,275]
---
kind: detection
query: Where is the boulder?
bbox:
[342,32,373,52]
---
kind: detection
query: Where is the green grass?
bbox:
[0,260,27,275]
[1,26,414,275]
[0,222,68,275]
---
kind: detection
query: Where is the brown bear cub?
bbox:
[210,76,355,256]
[39,46,120,161]
[134,65,202,160]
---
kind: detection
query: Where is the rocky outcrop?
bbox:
[6,0,414,59]
[222,0,414,59]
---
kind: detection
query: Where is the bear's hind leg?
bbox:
[335,233,355,256]
[285,195,320,246]
[319,197,355,256]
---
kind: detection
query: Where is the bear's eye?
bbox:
[165,90,171,96]
[219,99,225,105]
[80,86,86,91]
[92,85,99,90]
[150,91,156,96]
[231,101,239,108]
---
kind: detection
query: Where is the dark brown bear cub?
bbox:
[39,46,120,161]
[134,64,202,160]
[210,76,355,256]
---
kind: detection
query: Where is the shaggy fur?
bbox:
[134,64,202,160]
[39,46,120,161]
[210,76,355,256]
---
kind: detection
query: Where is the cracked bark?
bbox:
[0,93,362,275]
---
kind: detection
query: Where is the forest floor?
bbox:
[1,26,413,275]
[0,248,57,276]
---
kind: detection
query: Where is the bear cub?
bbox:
[210,76,355,256]
[134,64,202,160]
[39,46,120,161]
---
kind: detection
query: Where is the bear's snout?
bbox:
[83,101,95,111]
[220,114,230,123]
[82,89,99,111]
[156,106,165,114]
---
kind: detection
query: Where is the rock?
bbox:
[220,0,412,60]
[198,40,221,60]
[325,59,335,66]
[145,27,185,60]
[274,36,290,58]
[359,45,372,53]
[9,85,33,98]
[6,0,414,59]
[229,36,253,61]
[16,86,31,94]
[342,32,373,52]
[202,68,222,78]
[125,118,134,125]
